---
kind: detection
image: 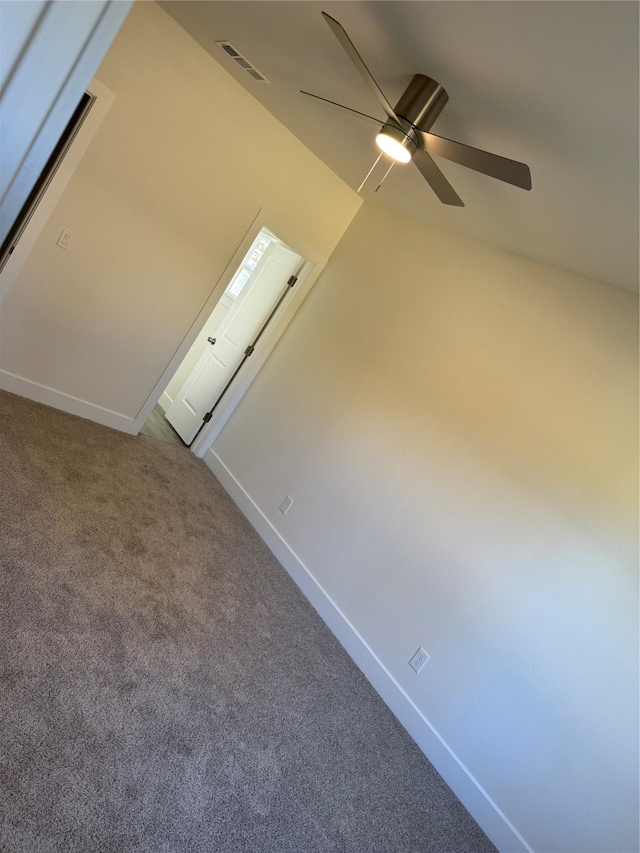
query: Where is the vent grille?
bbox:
[215,41,269,82]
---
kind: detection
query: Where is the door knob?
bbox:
[207,337,216,345]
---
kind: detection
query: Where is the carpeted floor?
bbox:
[0,390,495,853]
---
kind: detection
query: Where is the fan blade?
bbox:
[300,91,381,125]
[418,130,532,190]
[321,12,399,123]
[413,149,464,207]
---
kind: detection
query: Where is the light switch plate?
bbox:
[56,229,71,250]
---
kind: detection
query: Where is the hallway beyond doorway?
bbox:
[139,403,184,446]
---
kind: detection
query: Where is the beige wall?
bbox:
[0,1,360,424]
[210,203,639,853]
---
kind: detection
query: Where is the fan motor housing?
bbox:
[395,74,449,132]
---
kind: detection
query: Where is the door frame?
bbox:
[0,76,116,299]
[131,209,327,458]
[0,0,131,252]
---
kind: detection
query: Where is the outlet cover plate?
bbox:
[409,647,430,674]
[280,495,293,515]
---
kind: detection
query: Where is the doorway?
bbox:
[0,76,116,295]
[0,91,95,274]
[140,225,305,448]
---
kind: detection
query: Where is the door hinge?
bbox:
[202,412,213,423]
[244,345,255,357]
[287,275,298,288]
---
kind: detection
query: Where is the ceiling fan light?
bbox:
[376,132,412,163]
[375,123,416,163]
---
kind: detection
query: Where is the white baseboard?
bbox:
[203,447,533,853]
[159,391,173,412]
[0,371,133,433]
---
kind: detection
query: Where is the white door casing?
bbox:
[166,242,301,443]
[131,209,328,450]
[0,0,131,250]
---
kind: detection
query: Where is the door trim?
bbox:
[130,209,327,453]
[0,76,116,298]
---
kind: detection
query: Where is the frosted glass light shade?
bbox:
[375,130,412,163]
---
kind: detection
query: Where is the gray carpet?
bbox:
[0,390,495,853]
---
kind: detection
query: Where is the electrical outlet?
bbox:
[409,647,430,674]
[279,495,293,515]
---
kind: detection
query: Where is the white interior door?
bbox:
[166,242,301,443]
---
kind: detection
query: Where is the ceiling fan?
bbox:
[302,12,532,207]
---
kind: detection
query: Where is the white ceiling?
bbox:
[158,1,639,294]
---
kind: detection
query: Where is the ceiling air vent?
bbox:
[215,41,269,82]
